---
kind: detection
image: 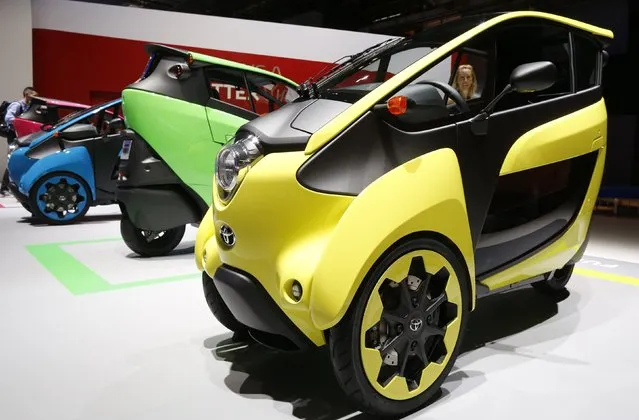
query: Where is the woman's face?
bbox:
[457,68,473,91]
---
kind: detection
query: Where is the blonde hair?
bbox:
[452,64,477,99]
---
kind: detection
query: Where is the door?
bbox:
[455,19,606,278]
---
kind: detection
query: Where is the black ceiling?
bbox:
[75,0,596,34]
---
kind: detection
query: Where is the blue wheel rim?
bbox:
[35,175,89,221]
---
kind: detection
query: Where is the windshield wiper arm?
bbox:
[297,37,403,99]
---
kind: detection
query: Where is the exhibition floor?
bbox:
[1,195,639,420]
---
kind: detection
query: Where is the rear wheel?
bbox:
[329,237,469,417]
[532,263,574,296]
[202,271,248,334]
[120,216,185,257]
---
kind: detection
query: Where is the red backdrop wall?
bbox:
[32,29,330,105]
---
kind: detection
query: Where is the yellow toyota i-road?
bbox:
[195,11,612,417]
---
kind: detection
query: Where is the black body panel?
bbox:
[290,98,353,133]
[17,130,48,148]
[117,186,204,231]
[212,265,315,350]
[237,100,315,153]
[17,97,61,125]
[116,134,181,187]
[297,112,457,195]
[298,86,602,248]
[17,106,49,125]
[26,137,62,159]
[126,56,210,107]
[91,134,127,203]
[115,130,208,230]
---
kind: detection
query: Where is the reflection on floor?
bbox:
[0,196,638,420]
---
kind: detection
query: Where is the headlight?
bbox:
[215,133,262,192]
[8,142,18,154]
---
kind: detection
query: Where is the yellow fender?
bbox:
[309,147,476,331]
[195,206,214,272]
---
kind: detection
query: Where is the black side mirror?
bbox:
[471,61,557,136]
[509,61,557,93]
[101,118,125,139]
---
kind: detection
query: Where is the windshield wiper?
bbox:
[297,37,404,99]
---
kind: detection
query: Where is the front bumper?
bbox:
[210,265,315,350]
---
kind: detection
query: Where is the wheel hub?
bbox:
[408,318,423,333]
[364,254,459,391]
[38,178,85,218]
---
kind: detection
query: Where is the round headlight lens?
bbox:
[216,147,240,191]
[215,133,262,193]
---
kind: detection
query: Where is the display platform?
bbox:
[1,194,639,420]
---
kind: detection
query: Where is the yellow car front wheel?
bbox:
[329,237,469,417]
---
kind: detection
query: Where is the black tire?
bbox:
[202,271,248,334]
[532,263,574,296]
[120,216,185,257]
[329,237,470,417]
[20,202,31,213]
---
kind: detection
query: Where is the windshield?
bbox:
[306,13,499,104]
[49,102,114,130]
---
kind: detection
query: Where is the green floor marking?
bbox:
[26,238,199,295]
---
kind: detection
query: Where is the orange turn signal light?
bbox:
[387,96,407,115]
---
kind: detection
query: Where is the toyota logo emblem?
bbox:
[409,318,423,332]
[219,224,236,247]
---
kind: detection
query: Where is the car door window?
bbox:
[572,32,601,91]
[206,67,254,113]
[493,22,572,111]
[244,72,299,115]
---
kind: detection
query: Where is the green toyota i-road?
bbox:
[115,44,300,257]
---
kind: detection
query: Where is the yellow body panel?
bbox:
[195,147,474,342]
[201,151,355,346]
[482,144,606,290]
[309,147,474,330]
[305,11,613,155]
[500,98,607,175]
[195,206,214,272]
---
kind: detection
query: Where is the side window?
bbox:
[572,33,600,91]
[206,67,254,113]
[245,72,299,115]
[494,23,572,110]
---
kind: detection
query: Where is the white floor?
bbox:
[1,196,639,420]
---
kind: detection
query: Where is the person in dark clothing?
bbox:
[1,87,37,196]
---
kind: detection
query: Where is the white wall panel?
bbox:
[0,0,33,102]
[31,0,396,63]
